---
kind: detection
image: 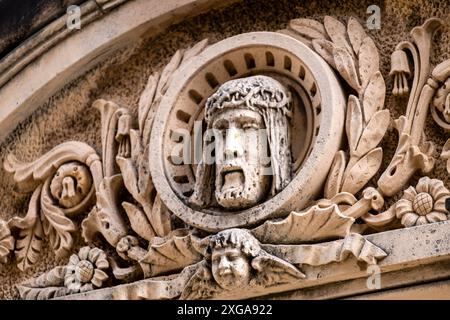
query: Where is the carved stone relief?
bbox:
[2,13,450,300]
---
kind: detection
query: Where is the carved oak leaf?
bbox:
[252,205,354,244]
[250,253,305,287]
[17,266,69,300]
[341,148,383,194]
[324,150,346,199]
[140,229,203,277]
[347,17,367,55]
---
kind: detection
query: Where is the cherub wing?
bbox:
[179,261,221,300]
[251,253,305,287]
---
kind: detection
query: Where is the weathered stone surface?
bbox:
[2,0,450,300]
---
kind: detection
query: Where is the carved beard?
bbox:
[214,159,271,210]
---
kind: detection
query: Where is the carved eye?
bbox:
[102,221,110,230]
[242,123,258,130]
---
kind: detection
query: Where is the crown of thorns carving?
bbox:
[205,75,292,122]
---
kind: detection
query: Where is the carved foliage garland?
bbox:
[2,15,450,300]
[288,16,389,197]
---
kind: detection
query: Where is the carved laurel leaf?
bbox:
[363,71,386,123]
[324,151,347,198]
[251,205,354,244]
[138,72,159,133]
[157,49,183,98]
[333,46,360,91]
[358,37,379,90]
[141,230,203,277]
[354,110,390,158]
[289,18,328,40]
[346,95,363,154]
[181,39,209,66]
[122,202,155,241]
[341,148,383,194]
[41,186,76,259]
[149,195,172,238]
[17,266,68,300]
[137,143,153,197]
[347,17,367,55]
[324,16,354,56]
[312,39,336,68]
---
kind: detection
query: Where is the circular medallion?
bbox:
[150,32,346,232]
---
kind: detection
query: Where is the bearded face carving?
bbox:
[212,108,271,209]
[190,75,293,210]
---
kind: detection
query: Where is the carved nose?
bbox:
[61,177,76,199]
[224,127,244,159]
[218,256,232,275]
[445,94,450,113]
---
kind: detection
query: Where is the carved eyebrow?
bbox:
[238,114,263,126]
[212,118,229,129]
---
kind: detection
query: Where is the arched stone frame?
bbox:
[150,32,346,232]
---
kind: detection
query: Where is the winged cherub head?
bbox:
[208,228,260,290]
[180,228,304,299]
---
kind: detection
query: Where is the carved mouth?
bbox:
[221,167,245,192]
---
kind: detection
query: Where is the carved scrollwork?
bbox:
[4,142,101,270]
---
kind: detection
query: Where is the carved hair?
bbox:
[190,75,293,207]
[204,75,292,122]
[207,228,260,258]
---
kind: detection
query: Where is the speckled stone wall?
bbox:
[1,0,449,299]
